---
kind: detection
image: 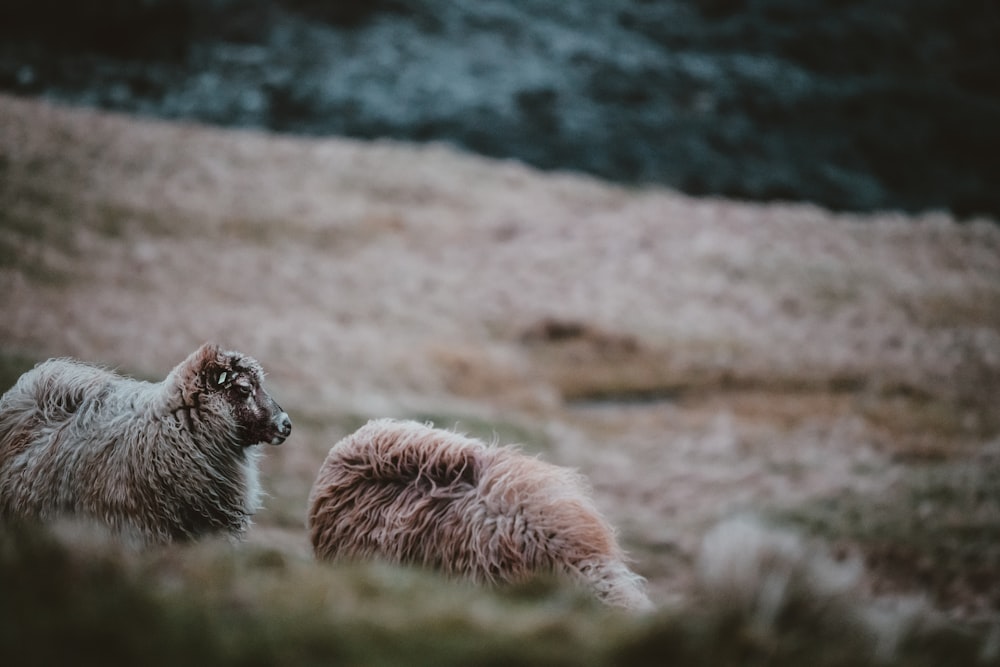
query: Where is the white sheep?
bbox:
[0,343,291,546]
[307,418,652,611]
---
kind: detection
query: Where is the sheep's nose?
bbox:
[269,412,292,445]
[278,413,292,436]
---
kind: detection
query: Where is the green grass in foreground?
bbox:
[1,522,994,667]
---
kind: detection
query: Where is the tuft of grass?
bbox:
[778,455,1000,618]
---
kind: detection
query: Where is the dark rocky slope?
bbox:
[1,0,998,218]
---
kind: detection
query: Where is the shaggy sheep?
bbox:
[0,343,291,546]
[307,418,652,611]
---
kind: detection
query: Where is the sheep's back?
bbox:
[307,419,623,584]
[1,360,97,464]
[0,360,128,516]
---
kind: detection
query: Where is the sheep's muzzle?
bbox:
[269,411,292,445]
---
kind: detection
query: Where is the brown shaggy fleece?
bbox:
[308,418,652,611]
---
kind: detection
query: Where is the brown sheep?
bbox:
[307,418,652,611]
[0,343,291,546]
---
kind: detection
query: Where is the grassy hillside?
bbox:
[1,93,999,664]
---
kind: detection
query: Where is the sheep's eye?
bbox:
[236,383,253,396]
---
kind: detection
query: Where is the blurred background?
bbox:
[2,3,1000,664]
[1,0,998,218]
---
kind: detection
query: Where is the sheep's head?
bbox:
[185,343,292,447]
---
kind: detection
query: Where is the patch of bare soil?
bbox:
[2,94,999,620]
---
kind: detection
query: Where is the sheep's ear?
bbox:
[203,364,230,390]
[189,343,226,389]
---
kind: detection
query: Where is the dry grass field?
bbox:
[1,93,999,665]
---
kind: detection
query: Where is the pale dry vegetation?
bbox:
[1,93,999,664]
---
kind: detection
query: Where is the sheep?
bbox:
[307,418,653,612]
[0,343,292,547]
